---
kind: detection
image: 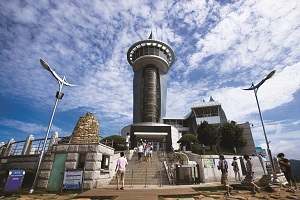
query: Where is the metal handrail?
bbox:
[0,136,71,157]
[159,169,163,187]
[163,161,173,185]
[100,140,114,148]
[129,169,134,188]
[9,140,26,155]
[29,138,51,155]
[144,168,148,188]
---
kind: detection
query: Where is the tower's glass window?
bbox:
[154,47,159,56]
[139,48,144,57]
[159,49,164,58]
[144,46,148,55]
[149,47,154,55]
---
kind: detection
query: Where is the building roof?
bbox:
[191,100,221,108]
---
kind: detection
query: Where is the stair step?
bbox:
[110,152,171,186]
[110,180,170,185]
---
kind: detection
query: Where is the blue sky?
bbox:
[0,0,299,159]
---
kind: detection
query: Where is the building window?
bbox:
[101,155,110,170]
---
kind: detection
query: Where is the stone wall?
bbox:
[70,112,100,144]
[0,155,39,170]
[0,112,116,190]
[185,153,252,183]
[37,143,114,189]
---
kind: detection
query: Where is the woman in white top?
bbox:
[138,143,143,162]
[148,143,153,162]
[125,133,130,151]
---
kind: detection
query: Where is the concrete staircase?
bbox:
[110,152,170,186]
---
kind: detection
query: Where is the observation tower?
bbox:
[122,33,254,154]
[127,32,175,124]
[121,33,177,151]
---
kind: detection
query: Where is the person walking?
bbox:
[115,152,128,190]
[277,153,298,192]
[125,133,130,151]
[142,140,147,161]
[148,143,153,162]
[138,142,144,162]
[145,143,150,162]
[243,154,260,194]
[217,155,233,196]
[231,157,241,181]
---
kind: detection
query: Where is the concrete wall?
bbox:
[238,122,257,156]
[171,126,180,150]
[185,153,265,183]
[0,155,39,170]
[0,143,115,190]
[42,143,115,189]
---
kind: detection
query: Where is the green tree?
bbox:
[177,133,198,150]
[219,121,247,151]
[101,135,126,151]
[197,121,219,150]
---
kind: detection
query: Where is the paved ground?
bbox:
[1,182,299,199]
[77,185,199,200]
[75,183,300,200]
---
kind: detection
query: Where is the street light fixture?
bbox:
[243,70,279,184]
[29,59,76,193]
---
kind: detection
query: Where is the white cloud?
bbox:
[0,118,64,137]
[0,0,299,159]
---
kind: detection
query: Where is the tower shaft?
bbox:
[127,36,175,124]
[141,66,159,122]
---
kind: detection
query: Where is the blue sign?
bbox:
[4,170,25,191]
[62,170,83,189]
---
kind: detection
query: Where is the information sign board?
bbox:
[203,158,215,168]
[4,170,25,191]
[62,170,83,189]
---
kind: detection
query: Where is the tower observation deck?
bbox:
[127,33,175,123]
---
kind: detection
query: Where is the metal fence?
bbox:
[1,136,69,157]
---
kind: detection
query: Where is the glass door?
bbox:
[152,142,160,151]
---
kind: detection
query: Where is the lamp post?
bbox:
[29,59,75,193]
[243,70,279,184]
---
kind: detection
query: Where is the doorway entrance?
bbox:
[152,142,160,151]
[47,153,67,191]
[133,132,168,151]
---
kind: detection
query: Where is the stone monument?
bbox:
[70,112,100,143]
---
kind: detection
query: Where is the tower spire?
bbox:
[148,31,153,39]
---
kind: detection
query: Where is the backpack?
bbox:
[219,160,228,173]
[224,160,228,172]
[231,160,238,170]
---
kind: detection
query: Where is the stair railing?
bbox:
[163,160,174,185]
[129,169,134,188]
[144,168,148,188]
[161,146,183,185]
[159,169,163,187]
